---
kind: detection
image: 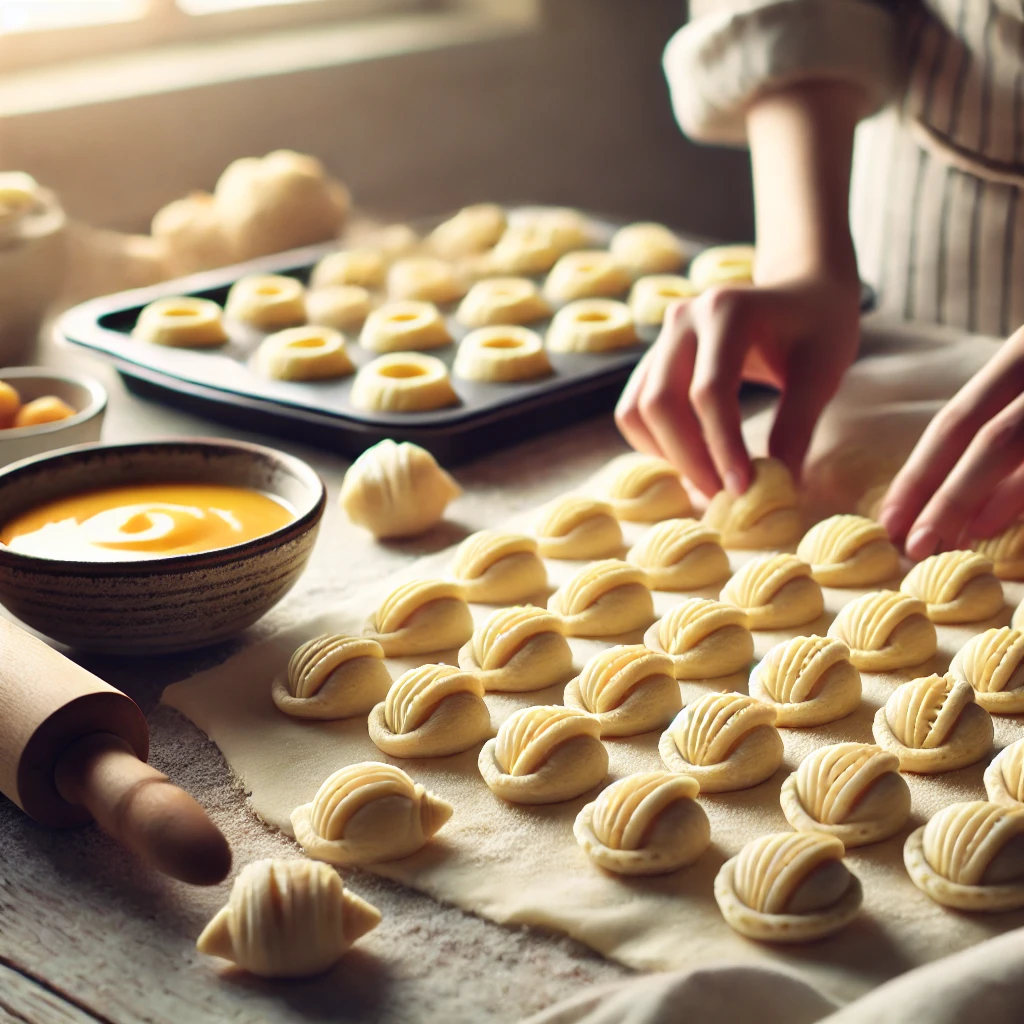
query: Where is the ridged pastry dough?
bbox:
[452,326,552,383]
[387,257,466,304]
[351,353,458,413]
[311,249,387,290]
[796,514,901,588]
[546,299,638,353]
[872,674,993,773]
[450,530,547,603]
[455,277,552,328]
[627,519,730,590]
[574,771,710,876]
[610,223,686,276]
[364,579,474,656]
[256,325,354,381]
[715,832,862,942]
[534,496,623,560]
[975,521,1024,580]
[900,550,1004,624]
[225,274,306,330]
[543,250,632,303]
[904,801,1024,911]
[703,457,801,550]
[628,275,698,326]
[749,635,861,727]
[643,597,753,680]
[659,692,783,792]
[826,590,937,672]
[359,300,452,353]
[548,559,654,637]
[563,645,681,737]
[595,453,692,523]
[459,605,573,693]
[429,203,506,259]
[478,705,608,804]
[340,439,461,539]
[271,635,391,720]
[780,742,910,847]
[985,738,1024,807]
[291,762,453,865]
[688,244,755,289]
[132,296,228,348]
[195,859,381,978]
[482,222,564,276]
[306,285,374,331]
[720,554,824,630]
[949,627,1024,714]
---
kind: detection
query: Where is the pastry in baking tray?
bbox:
[368,663,490,758]
[975,521,1024,580]
[659,691,783,792]
[271,634,391,720]
[720,554,824,630]
[628,274,698,326]
[715,831,863,942]
[900,549,1004,624]
[548,559,654,637]
[780,742,910,847]
[350,353,458,413]
[534,495,623,560]
[429,203,506,259]
[574,771,710,876]
[450,529,547,603]
[872,673,993,774]
[387,256,467,304]
[949,626,1024,714]
[703,457,801,550]
[306,285,374,331]
[688,244,755,289]
[627,519,730,590]
[311,248,387,290]
[478,704,607,804]
[480,223,564,276]
[364,578,474,656]
[827,590,937,672]
[796,514,900,588]
[543,250,632,303]
[904,800,1024,911]
[132,296,229,348]
[610,222,687,276]
[985,738,1024,807]
[643,597,753,680]
[452,325,552,383]
[595,452,692,523]
[359,300,452,353]
[291,762,452,866]
[546,299,638,353]
[455,277,552,328]
[459,605,573,693]
[224,274,307,331]
[563,644,681,737]
[255,325,354,381]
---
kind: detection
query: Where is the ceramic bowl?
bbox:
[0,438,325,654]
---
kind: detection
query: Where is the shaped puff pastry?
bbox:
[225,274,306,331]
[351,353,458,413]
[900,550,1004,624]
[452,326,552,383]
[311,248,387,290]
[455,277,552,328]
[659,692,783,792]
[132,296,228,348]
[359,300,452,353]
[749,635,861,728]
[720,554,824,630]
[628,275,698,326]
[872,674,993,773]
[543,250,632,303]
[595,453,692,523]
[688,244,755,289]
[368,663,490,758]
[479,705,607,804]
[306,285,374,332]
[272,635,391,720]
[546,299,638,353]
[339,439,461,539]
[627,519,730,590]
[450,530,547,604]
[904,801,1024,911]
[796,514,900,588]
[715,832,862,943]
[364,579,474,656]
[644,597,753,680]
[826,590,937,672]
[703,457,801,549]
[548,559,654,638]
[574,771,710,876]
[195,859,381,978]
[387,257,467,305]
[781,742,910,847]
[429,203,506,259]
[483,222,564,276]
[564,645,681,737]
[610,222,687,276]
[291,762,453,866]
[535,496,623,560]
[950,627,1024,714]
[975,521,1024,580]
[985,738,1024,807]
[256,325,354,381]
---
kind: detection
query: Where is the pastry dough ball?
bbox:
[306,285,374,332]
[364,578,474,657]
[574,771,710,876]
[359,300,452,354]
[455,277,552,328]
[311,249,387,291]
[595,453,692,523]
[703,457,801,550]
[750,635,861,728]
[564,644,681,737]
[195,858,380,978]
[796,514,900,588]
[225,274,306,331]
[900,549,1004,624]
[904,801,1024,911]
[781,742,910,848]
[387,257,467,305]
[0,380,21,428]
[950,627,1024,714]
[714,832,862,943]
[483,208,591,275]
[478,705,607,805]
[344,221,420,260]
[453,326,552,383]
[256,325,353,381]
[546,299,638,353]
[132,296,228,348]
[975,522,1024,580]
[985,738,1024,807]
[610,223,687,276]
[429,203,506,259]
[271,635,391,720]
[827,590,937,672]
[644,597,753,680]
[351,353,458,413]
[720,554,824,630]
[151,192,234,276]
[534,496,623,560]
[450,530,547,603]
[291,762,452,866]
[629,275,698,326]
[873,674,993,774]
[543,250,632,303]
[548,559,654,638]
[13,397,76,428]
[517,207,592,251]
[368,663,490,758]
[627,518,730,590]
[688,244,755,289]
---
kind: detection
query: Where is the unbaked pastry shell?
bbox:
[478,733,608,805]
[722,574,824,631]
[550,581,654,638]
[368,690,491,758]
[351,353,458,413]
[535,499,624,560]
[984,741,1024,807]
[563,671,681,738]
[872,700,993,774]
[459,630,574,693]
[643,619,753,680]
[364,595,474,657]
[659,722,783,793]
[546,299,637,354]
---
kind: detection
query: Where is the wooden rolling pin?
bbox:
[0,617,231,885]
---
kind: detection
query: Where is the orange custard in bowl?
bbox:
[0,483,296,561]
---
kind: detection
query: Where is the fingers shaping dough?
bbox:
[872,674,993,773]
[225,274,306,331]
[311,249,387,290]
[387,257,467,304]
[256,326,354,381]
[985,738,1024,807]
[949,627,1024,714]
[780,742,910,847]
[351,353,458,413]
[688,244,755,289]
[644,597,753,680]
[720,554,824,630]
[595,453,692,523]
[478,705,608,804]
[535,496,623,560]
[133,297,229,348]
[455,277,552,328]
[453,326,552,383]
[628,275,698,326]
[564,645,681,737]
[429,203,506,259]
[715,832,862,943]
[900,550,1003,624]
[826,590,937,672]
[574,771,710,876]
[610,222,687,276]
[627,518,730,590]
[546,299,638,353]
[450,530,547,603]
[359,301,452,354]
[796,514,900,588]
[548,559,654,637]
[975,521,1024,580]
[291,762,453,866]
[659,692,783,792]
[703,458,801,550]
[306,285,374,332]
[364,579,473,656]
[543,250,632,303]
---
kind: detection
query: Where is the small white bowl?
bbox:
[0,367,107,468]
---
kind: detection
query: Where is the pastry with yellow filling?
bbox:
[311,248,387,290]
[534,496,623,560]
[644,597,753,680]
[900,550,1004,624]
[351,353,458,413]
[543,250,632,303]
[453,326,552,383]
[359,300,452,353]
[628,275,698,326]
[595,453,692,523]
[450,530,547,604]
[720,554,823,630]
[387,257,467,304]
[455,277,552,328]
[975,521,1024,580]
[985,738,1024,807]
[306,285,374,331]
[548,559,654,637]
[688,244,755,289]
[364,579,473,656]
[796,514,901,588]
[429,203,506,259]
[949,627,1024,714]
[627,519,730,591]
[610,222,687,276]
[827,590,937,672]
[132,296,228,348]
[546,299,638,353]
[256,325,354,381]
[224,274,306,331]
[703,457,801,550]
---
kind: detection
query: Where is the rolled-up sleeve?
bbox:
[664,0,902,146]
